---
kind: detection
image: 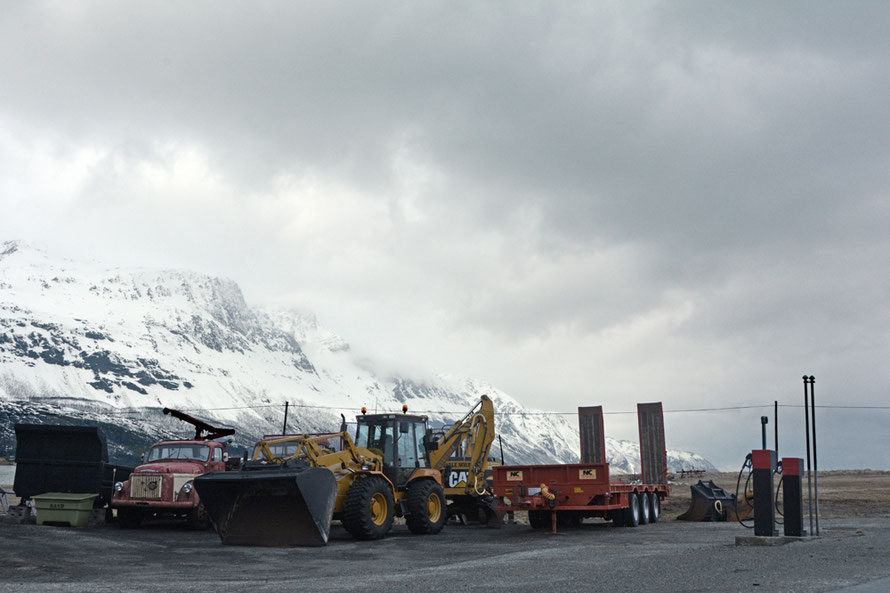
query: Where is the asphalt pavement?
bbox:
[2,516,889,593]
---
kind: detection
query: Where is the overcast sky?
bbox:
[2,2,888,469]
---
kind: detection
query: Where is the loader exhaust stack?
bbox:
[194,463,338,547]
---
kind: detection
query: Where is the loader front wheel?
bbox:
[406,480,446,535]
[343,476,394,540]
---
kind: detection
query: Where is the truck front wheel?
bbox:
[187,503,210,530]
[117,508,142,529]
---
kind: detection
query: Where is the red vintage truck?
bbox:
[111,409,237,529]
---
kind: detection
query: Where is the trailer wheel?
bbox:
[343,476,394,540]
[405,479,446,535]
[528,510,550,529]
[117,508,142,529]
[639,492,650,525]
[650,492,661,523]
[557,511,582,527]
[623,493,640,527]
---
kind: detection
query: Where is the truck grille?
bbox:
[130,475,164,499]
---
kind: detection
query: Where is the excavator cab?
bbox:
[354,414,430,486]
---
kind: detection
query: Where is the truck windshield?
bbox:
[148,444,211,462]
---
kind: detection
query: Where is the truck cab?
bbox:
[110,408,237,529]
[111,439,230,528]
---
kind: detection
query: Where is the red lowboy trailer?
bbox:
[493,462,668,533]
[493,403,671,533]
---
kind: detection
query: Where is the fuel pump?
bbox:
[781,457,805,537]
[751,449,777,536]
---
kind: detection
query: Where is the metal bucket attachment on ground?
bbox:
[677,480,738,522]
[445,494,505,528]
[194,465,337,546]
[476,496,506,528]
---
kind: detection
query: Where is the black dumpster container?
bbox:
[13,424,133,506]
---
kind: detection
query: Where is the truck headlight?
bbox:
[114,482,124,492]
[182,482,193,494]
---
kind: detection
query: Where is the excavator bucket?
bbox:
[677,480,738,522]
[194,465,338,546]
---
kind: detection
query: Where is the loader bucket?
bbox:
[676,480,738,522]
[194,465,338,546]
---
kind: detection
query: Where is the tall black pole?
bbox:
[810,376,820,536]
[774,400,779,456]
[282,401,289,435]
[803,375,814,536]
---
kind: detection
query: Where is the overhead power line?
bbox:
[96,401,890,417]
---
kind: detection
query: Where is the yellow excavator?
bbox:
[194,395,496,546]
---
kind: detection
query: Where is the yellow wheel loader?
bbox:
[194,395,495,546]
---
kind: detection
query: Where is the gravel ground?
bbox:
[2,515,889,593]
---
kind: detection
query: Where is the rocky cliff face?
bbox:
[0,240,717,472]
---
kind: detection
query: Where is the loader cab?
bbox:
[355,413,430,486]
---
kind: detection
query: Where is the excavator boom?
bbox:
[430,395,496,496]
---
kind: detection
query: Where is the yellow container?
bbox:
[32,493,98,527]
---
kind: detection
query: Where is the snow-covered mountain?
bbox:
[0,241,716,472]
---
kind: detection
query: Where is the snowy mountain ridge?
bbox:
[0,240,717,472]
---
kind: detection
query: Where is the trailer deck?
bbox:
[493,462,669,532]
[493,402,671,533]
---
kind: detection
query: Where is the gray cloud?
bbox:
[1,1,888,469]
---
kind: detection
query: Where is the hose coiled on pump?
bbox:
[735,454,754,528]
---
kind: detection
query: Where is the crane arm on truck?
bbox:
[162,408,235,441]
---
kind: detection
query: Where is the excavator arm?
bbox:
[429,395,495,495]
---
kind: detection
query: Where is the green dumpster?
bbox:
[32,493,98,527]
